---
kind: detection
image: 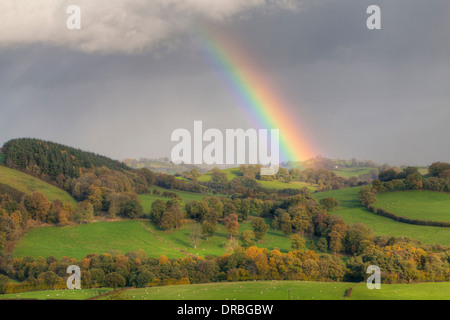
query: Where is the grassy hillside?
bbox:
[116,281,450,300]
[314,187,450,246]
[331,167,377,178]
[0,165,76,206]
[13,218,293,259]
[348,282,450,300]
[197,168,240,182]
[373,190,450,223]
[139,186,211,214]
[258,180,317,191]
[3,280,448,300]
[13,220,183,259]
[134,160,193,174]
[0,288,111,300]
[119,281,351,300]
[198,168,317,191]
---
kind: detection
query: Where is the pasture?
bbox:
[120,281,351,300]
[314,187,450,246]
[116,281,450,300]
[331,167,377,178]
[139,186,210,214]
[373,190,450,223]
[13,218,293,259]
[348,282,450,300]
[0,288,111,300]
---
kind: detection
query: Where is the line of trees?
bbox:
[378,163,450,192]
[1,231,449,294]
[367,206,450,228]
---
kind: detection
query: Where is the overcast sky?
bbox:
[0,0,449,166]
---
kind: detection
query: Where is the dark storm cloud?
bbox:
[0,0,449,165]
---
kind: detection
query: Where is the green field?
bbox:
[374,190,450,223]
[13,220,183,259]
[13,218,293,259]
[0,165,76,206]
[258,180,317,191]
[314,187,450,246]
[120,281,351,300]
[3,281,449,300]
[148,218,293,257]
[331,167,377,178]
[197,168,240,182]
[139,186,210,214]
[348,282,450,300]
[198,168,317,191]
[116,281,450,300]
[0,288,111,300]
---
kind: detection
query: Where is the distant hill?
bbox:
[2,138,129,180]
[124,158,234,174]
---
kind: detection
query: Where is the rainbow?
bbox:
[198,28,316,163]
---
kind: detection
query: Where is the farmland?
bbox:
[373,190,450,223]
[1,280,449,300]
[0,288,111,300]
[331,167,377,178]
[12,218,293,260]
[314,187,450,246]
[119,281,351,300]
[113,281,450,300]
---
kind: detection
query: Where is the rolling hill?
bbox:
[373,190,450,223]
[314,187,450,246]
[0,165,76,206]
[197,168,318,191]
[331,167,378,178]
[12,218,294,260]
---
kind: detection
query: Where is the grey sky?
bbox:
[0,0,449,166]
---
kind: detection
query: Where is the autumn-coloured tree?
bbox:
[24,191,50,222]
[224,213,239,239]
[280,212,292,236]
[405,173,423,190]
[345,223,373,254]
[159,200,185,231]
[105,272,126,291]
[210,167,227,184]
[251,217,269,242]
[328,216,348,253]
[186,200,209,220]
[150,199,165,224]
[75,200,94,223]
[201,220,216,242]
[290,234,306,251]
[319,197,339,211]
[88,185,104,211]
[358,186,377,207]
[240,230,255,248]
[122,199,144,219]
